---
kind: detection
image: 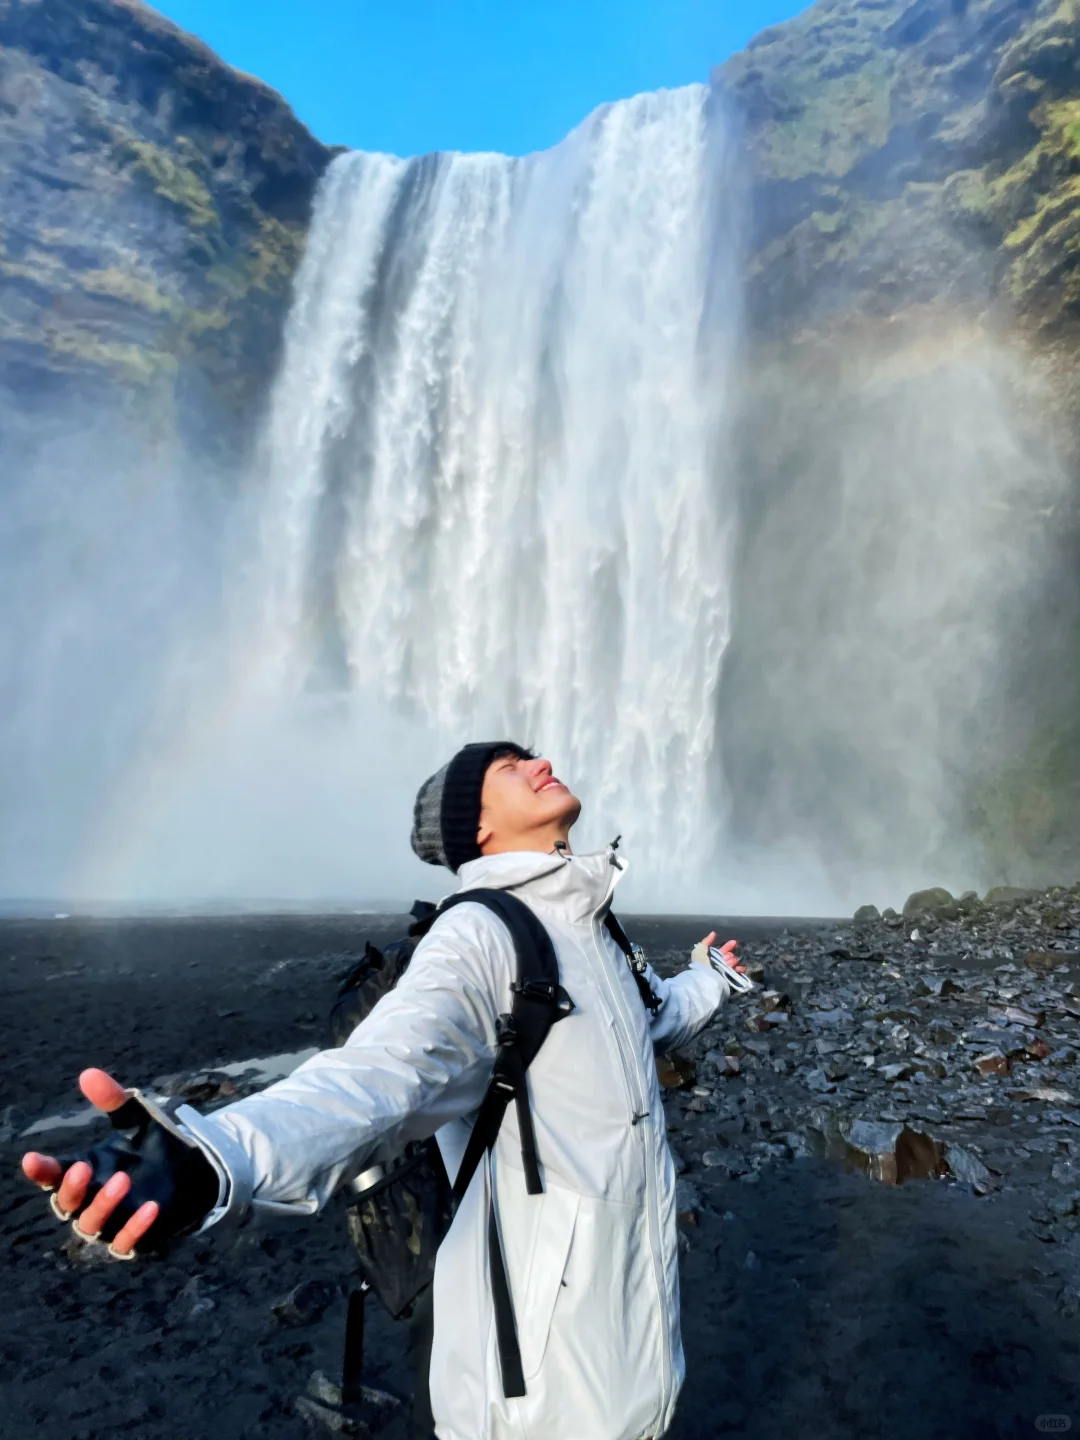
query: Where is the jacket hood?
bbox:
[455,844,628,925]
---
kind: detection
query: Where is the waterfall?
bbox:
[253,84,734,880]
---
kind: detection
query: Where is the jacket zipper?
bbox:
[588,910,671,1423]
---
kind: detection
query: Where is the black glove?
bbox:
[54,1091,221,1256]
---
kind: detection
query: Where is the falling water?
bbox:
[252,85,735,882]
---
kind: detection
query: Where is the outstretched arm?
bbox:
[24,904,514,1247]
[185,904,510,1225]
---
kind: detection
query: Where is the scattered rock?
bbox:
[902,888,958,921]
[944,1143,993,1190]
[983,886,1035,909]
[974,1052,1011,1078]
[675,1178,703,1221]
[878,1062,914,1082]
[294,1396,369,1436]
[152,1070,240,1105]
[988,1003,1045,1029]
[272,1279,335,1328]
[853,904,881,925]
[915,977,963,998]
[1024,951,1070,973]
[656,1053,697,1089]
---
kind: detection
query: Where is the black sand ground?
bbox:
[2,914,1079,1439]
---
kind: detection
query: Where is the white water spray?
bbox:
[253,85,734,883]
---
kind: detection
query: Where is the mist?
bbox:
[3,97,1078,916]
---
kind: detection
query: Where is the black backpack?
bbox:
[328,891,660,1409]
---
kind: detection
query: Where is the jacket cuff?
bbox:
[175,1105,254,1229]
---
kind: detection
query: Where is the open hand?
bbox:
[693,932,746,973]
[22,1068,160,1256]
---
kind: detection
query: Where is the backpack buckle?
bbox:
[512,979,557,1002]
[495,1013,517,1046]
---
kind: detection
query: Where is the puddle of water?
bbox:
[216,1047,319,1081]
[20,1047,320,1138]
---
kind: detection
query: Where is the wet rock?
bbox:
[675,1178,703,1221]
[1010,1087,1076,1104]
[760,990,792,1013]
[915,977,963,998]
[974,1053,1011,1078]
[808,1116,947,1185]
[944,1143,993,1190]
[878,1062,914,1082]
[881,908,903,927]
[1025,1037,1053,1060]
[668,1141,691,1175]
[152,1070,240,1105]
[656,1053,697,1089]
[988,1003,1046,1028]
[272,1279,335,1327]
[295,1396,369,1436]
[747,1012,789,1032]
[306,1372,402,1423]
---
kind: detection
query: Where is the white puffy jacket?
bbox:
[179,847,729,1440]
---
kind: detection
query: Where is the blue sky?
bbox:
[155,0,808,157]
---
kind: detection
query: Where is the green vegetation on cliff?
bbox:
[718,0,1080,334]
[0,0,333,454]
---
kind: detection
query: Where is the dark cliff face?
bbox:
[712,0,1080,891]
[715,0,1080,340]
[0,0,334,460]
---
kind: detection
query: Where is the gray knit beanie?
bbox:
[411,741,534,872]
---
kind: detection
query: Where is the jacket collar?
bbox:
[454,844,627,925]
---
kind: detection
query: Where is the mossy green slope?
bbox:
[717,0,1080,336]
[0,0,334,458]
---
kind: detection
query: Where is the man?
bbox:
[24,741,741,1440]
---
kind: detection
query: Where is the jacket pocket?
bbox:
[497,1178,580,1383]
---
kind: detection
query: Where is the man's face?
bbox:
[476,752,582,853]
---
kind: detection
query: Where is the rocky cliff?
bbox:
[0,0,333,461]
[713,0,1080,891]
[715,0,1080,339]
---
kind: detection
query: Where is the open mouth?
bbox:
[538,778,567,793]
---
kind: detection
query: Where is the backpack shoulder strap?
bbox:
[604,911,664,1015]
[437,888,571,1203]
[432,887,572,1400]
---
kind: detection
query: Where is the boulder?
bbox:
[983,886,1035,909]
[902,888,958,920]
